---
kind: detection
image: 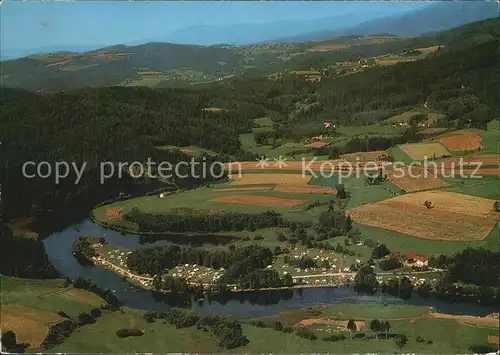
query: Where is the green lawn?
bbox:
[322,304,431,319]
[49,308,221,353]
[337,124,404,137]
[386,146,414,164]
[155,145,216,157]
[478,129,499,155]
[487,119,500,132]
[443,178,498,200]
[354,222,499,256]
[253,116,274,127]
[48,305,495,353]
[238,133,273,156]
[1,276,104,319]
[236,318,494,354]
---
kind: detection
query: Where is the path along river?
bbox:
[43,218,497,319]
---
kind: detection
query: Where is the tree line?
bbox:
[124,208,290,233]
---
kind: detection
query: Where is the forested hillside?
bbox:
[1,21,499,222]
[1,18,498,91]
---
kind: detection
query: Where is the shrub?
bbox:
[90,308,102,318]
[198,315,248,349]
[164,308,199,328]
[57,311,71,319]
[282,326,294,333]
[277,233,286,241]
[77,312,95,325]
[296,327,317,340]
[116,328,144,338]
[251,320,267,328]
[275,321,284,331]
[322,334,347,342]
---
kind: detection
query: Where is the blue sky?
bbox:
[1,1,430,51]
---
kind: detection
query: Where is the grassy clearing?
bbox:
[323,304,431,319]
[443,179,498,200]
[238,133,273,156]
[236,318,493,354]
[1,276,105,349]
[478,129,499,155]
[355,222,499,256]
[337,124,404,137]
[155,145,216,156]
[1,276,104,319]
[386,146,414,164]
[254,117,274,127]
[50,308,220,353]
[487,119,500,132]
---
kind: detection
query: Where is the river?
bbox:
[42,219,497,319]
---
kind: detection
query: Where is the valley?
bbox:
[1,2,499,354]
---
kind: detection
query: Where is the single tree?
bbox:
[347,319,357,339]
[382,320,391,336]
[1,330,17,351]
[370,319,381,339]
[395,334,408,348]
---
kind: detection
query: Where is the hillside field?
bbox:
[0,276,105,350]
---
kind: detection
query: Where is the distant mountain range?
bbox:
[2,1,497,60]
[2,17,498,92]
[274,1,499,43]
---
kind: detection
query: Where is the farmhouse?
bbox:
[406,253,428,267]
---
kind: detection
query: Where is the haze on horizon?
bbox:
[1,1,431,58]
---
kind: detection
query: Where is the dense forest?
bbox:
[0,223,57,278]
[123,208,288,233]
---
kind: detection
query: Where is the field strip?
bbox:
[212,187,273,192]
[428,313,500,329]
[1,311,51,349]
[348,191,498,241]
[230,173,312,185]
[273,184,336,194]
[210,195,308,208]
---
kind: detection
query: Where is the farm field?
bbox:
[227,160,385,172]
[439,154,500,167]
[0,276,104,350]
[443,179,499,200]
[386,165,450,192]
[230,173,312,185]
[93,170,395,230]
[386,146,414,164]
[348,191,498,242]
[340,150,386,162]
[438,132,482,152]
[212,186,274,192]
[273,184,336,194]
[303,141,329,148]
[400,142,451,160]
[355,220,499,255]
[209,194,308,208]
